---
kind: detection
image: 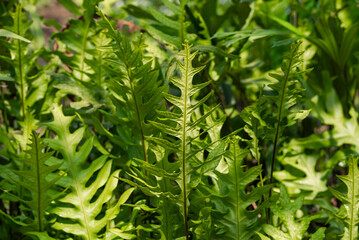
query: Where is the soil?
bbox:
[37,1,74,41]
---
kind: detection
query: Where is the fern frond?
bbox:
[329,156,359,240]
[215,136,271,240]
[4,5,33,119]
[43,105,130,240]
[12,110,39,152]
[124,0,189,48]
[240,90,267,187]
[97,11,167,164]
[10,5,29,118]
[52,2,96,83]
[147,41,218,239]
[266,41,310,184]
[11,131,62,232]
[274,152,328,200]
[259,185,322,240]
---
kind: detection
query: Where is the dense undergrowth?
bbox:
[1,0,359,239]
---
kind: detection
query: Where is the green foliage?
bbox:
[148,41,217,238]
[329,156,359,240]
[124,0,188,49]
[96,10,167,162]
[215,136,271,240]
[44,105,133,239]
[263,41,310,185]
[274,152,328,200]
[1,1,359,239]
[258,185,323,240]
[2,132,61,234]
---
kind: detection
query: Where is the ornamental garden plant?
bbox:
[0,0,359,239]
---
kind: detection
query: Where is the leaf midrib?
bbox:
[80,21,91,82]
[181,46,189,240]
[119,37,148,165]
[350,159,355,240]
[34,135,42,231]
[270,43,300,186]
[59,116,92,240]
[16,6,25,120]
[233,144,241,239]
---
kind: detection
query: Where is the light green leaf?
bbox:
[215,136,271,240]
[0,29,31,42]
[11,132,62,232]
[44,105,129,239]
[329,156,359,240]
[0,73,14,81]
[262,185,321,240]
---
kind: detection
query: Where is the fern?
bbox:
[13,110,39,152]
[1,5,51,120]
[97,10,167,163]
[11,5,27,119]
[240,89,267,186]
[125,143,182,239]
[274,152,328,200]
[124,0,189,49]
[50,3,111,111]
[43,105,133,239]
[258,185,323,240]
[1,5,32,119]
[52,1,97,83]
[4,131,62,234]
[214,136,271,240]
[265,41,310,185]
[145,41,224,239]
[329,156,359,240]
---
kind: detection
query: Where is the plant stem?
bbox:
[80,21,90,82]
[0,83,9,132]
[98,50,102,86]
[269,43,299,189]
[16,5,25,120]
[34,134,42,232]
[267,43,299,224]
[254,88,264,187]
[233,141,241,238]
[179,0,186,45]
[182,45,190,240]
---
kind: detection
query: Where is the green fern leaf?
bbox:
[329,156,359,240]
[124,0,190,48]
[215,136,271,240]
[266,41,310,130]
[264,41,310,184]
[11,131,62,232]
[13,110,39,151]
[260,185,322,240]
[43,105,130,240]
[147,41,216,238]
[97,11,167,164]
[274,153,328,200]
